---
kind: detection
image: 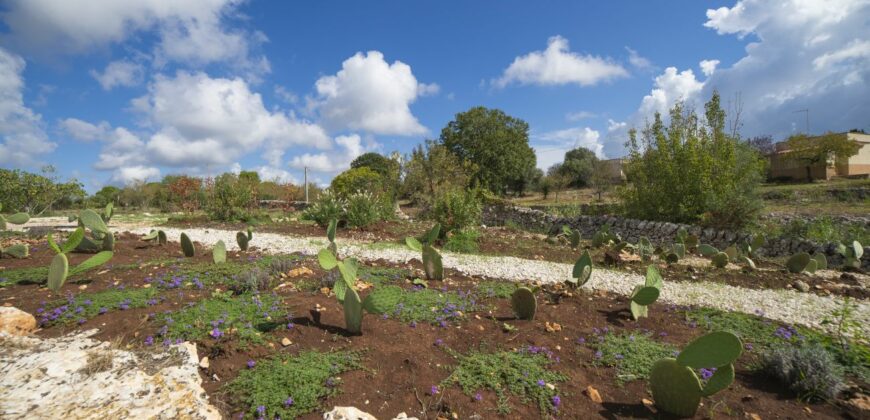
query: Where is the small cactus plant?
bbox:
[711,252,729,268]
[406,224,444,281]
[142,229,168,245]
[636,236,654,262]
[698,244,719,257]
[343,287,363,334]
[180,232,195,257]
[568,250,593,288]
[0,204,30,231]
[786,252,813,274]
[46,227,113,292]
[0,243,29,259]
[326,219,338,254]
[650,331,742,417]
[511,287,537,320]
[73,208,114,252]
[630,265,663,320]
[236,228,253,251]
[213,240,227,264]
[317,244,366,334]
[836,240,863,269]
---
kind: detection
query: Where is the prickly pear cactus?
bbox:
[698,244,718,257]
[422,245,443,280]
[630,265,662,320]
[343,288,363,334]
[101,232,115,251]
[650,331,742,417]
[424,223,441,245]
[213,240,227,264]
[569,250,593,288]
[786,252,811,273]
[318,248,338,270]
[812,253,827,270]
[711,252,729,268]
[405,236,423,252]
[80,209,109,234]
[511,287,536,320]
[142,230,159,241]
[327,219,337,243]
[47,253,69,292]
[1,244,29,258]
[236,231,249,251]
[569,230,581,248]
[0,208,30,231]
[180,232,195,257]
[362,285,404,314]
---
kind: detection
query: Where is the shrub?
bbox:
[330,167,386,199]
[429,189,482,234]
[620,92,766,230]
[345,191,392,228]
[761,343,845,401]
[443,229,480,253]
[230,268,272,295]
[302,190,346,227]
[205,173,256,221]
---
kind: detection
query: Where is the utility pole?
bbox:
[304,166,309,203]
[793,109,809,133]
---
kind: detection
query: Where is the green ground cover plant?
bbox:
[157,292,288,345]
[226,350,364,419]
[587,331,676,383]
[37,286,158,326]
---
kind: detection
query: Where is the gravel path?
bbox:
[13,219,870,337]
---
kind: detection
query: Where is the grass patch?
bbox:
[475,281,516,299]
[443,229,480,254]
[364,285,479,325]
[442,347,567,415]
[156,292,287,345]
[587,332,676,383]
[685,307,870,381]
[225,350,364,419]
[357,266,409,286]
[0,266,48,287]
[38,286,158,326]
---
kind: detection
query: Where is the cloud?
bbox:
[1,0,269,77]
[112,165,161,185]
[135,71,330,167]
[289,134,366,173]
[63,71,332,185]
[90,60,145,90]
[312,51,432,136]
[495,36,628,88]
[565,111,597,121]
[254,165,298,184]
[637,67,705,119]
[0,47,55,167]
[699,59,720,76]
[532,126,604,170]
[626,47,652,69]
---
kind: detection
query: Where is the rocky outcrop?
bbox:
[0,329,220,419]
[0,307,37,336]
[482,204,870,269]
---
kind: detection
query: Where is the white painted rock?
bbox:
[0,329,220,419]
[0,306,36,336]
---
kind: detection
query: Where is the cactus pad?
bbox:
[569,230,581,247]
[425,223,441,244]
[327,219,337,243]
[318,248,338,270]
[343,288,363,334]
[631,285,660,306]
[570,250,593,287]
[47,253,69,292]
[213,240,227,264]
[405,236,423,252]
[511,287,536,320]
[180,233,195,257]
[69,251,114,276]
[711,252,729,268]
[701,363,735,396]
[3,244,29,258]
[236,231,249,251]
[698,244,719,257]
[80,209,109,234]
[102,232,115,251]
[422,245,443,280]
[812,253,827,270]
[649,358,703,418]
[362,285,404,314]
[7,212,30,225]
[630,300,649,320]
[676,331,742,369]
[786,252,811,273]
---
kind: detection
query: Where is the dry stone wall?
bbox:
[482,205,869,269]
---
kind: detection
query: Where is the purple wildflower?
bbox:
[429,385,439,395]
[144,336,154,346]
[210,327,223,339]
[552,395,561,408]
[537,379,546,387]
[284,397,294,407]
[247,360,256,369]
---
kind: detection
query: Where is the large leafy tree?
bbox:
[0,166,85,215]
[439,106,536,195]
[557,146,599,187]
[350,152,401,197]
[402,140,476,205]
[782,132,861,181]
[621,91,767,229]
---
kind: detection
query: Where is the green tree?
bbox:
[0,166,85,214]
[330,167,386,198]
[402,140,476,206]
[350,152,401,198]
[621,91,766,229]
[206,173,256,221]
[440,106,536,195]
[782,132,861,181]
[91,186,121,207]
[558,147,599,187]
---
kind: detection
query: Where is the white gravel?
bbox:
[12,219,870,337]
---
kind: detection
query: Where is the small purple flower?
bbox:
[284,396,294,407]
[98,307,108,315]
[286,322,294,330]
[594,350,603,359]
[429,385,439,395]
[699,367,717,381]
[576,337,586,344]
[409,321,417,328]
[144,336,154,346]
[439,320,448,328]
[537,379,546,387]
[256,405,265,415]
[552,395,561,408]
[247,360,256,369]
[474,392,482,401]
[434,339,444,346]
[744,343,754,350]
[615,354,624,360]
[210,327,223,339]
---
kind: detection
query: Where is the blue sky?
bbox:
[1,0,868,192]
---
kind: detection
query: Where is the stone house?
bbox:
[768,131,870,181]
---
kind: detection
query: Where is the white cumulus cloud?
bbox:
[289,134,367,173]
[495,36,628,88]
[90,60,145,90]
[637,67,705,120]
[532,126,604,171]
[0,47,55,167]
[312,51,432,136]
[699,59,720,76]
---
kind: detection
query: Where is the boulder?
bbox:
[0,306,37,336]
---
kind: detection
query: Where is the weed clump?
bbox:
[761,343,845,401]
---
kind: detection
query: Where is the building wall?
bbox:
[843,132,870,176]
[768,132,870,180]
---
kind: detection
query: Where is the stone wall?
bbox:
[482,204,869,269]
